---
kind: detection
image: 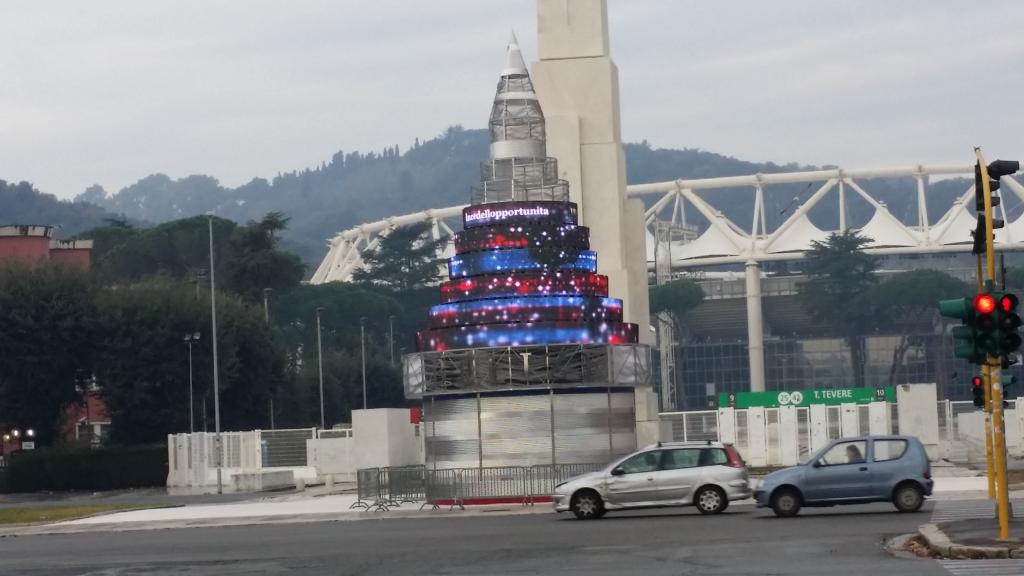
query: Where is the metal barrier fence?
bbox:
[530,463,605,499]
[350,467,386,511]
[354,463,606,512]
[458,466,532,503]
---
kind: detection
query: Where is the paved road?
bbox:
[0,501,952,576]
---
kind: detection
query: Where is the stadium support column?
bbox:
[746,260,766,392]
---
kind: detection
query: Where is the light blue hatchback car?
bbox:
[754,435,933,517]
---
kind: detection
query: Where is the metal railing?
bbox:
[260,428,315,467]
[353,463,606,512]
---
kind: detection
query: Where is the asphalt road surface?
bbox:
[0,502,951,576]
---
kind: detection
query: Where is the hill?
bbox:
[12,126,980,266]
[1,180,122,238]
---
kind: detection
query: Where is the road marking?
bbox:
[938,559,1024,575]
[930,499,1024,523]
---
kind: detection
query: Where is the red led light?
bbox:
[1000,294,1018,313]
[975,294,996,314]
[972,376,983,388]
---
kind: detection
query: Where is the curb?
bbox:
[918,523,1019,559]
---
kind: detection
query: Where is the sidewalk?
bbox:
[61,493,366,525]
[0,472,1000,537]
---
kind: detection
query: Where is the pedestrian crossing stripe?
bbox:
[938,559,1024,575]
[931,499,1024,523]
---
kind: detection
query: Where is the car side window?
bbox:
[873,439,908,462]
[698,448,729,467]
[618,451,661,474]
[818,440,867,466]
[661,449,701,470]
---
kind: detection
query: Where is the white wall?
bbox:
[896,383,940,460]
[304,408,423,482]
[958,409,1023,458]
[168,409,422,492]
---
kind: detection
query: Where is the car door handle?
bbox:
[859,467,868,472]
[647,477,655,482]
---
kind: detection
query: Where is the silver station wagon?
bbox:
[754,434,933,517]
[553,441,752,519]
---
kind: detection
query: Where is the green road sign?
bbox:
[718,387,895,409]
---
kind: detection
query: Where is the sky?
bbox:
[2,1,1023,200]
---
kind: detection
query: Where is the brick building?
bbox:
[0,224,93,269]
[0,224,107,452]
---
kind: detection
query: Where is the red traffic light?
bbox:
[975,294,996,314]
[1000,293,1019,313]
[972,376,984,388]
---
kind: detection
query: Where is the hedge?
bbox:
[2,444,167,493]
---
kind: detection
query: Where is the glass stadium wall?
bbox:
[671,333,1023,410]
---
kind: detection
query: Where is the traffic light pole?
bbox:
[977,254,996,501]
[977,148,1011,541]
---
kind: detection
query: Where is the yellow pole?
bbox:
[977,254,996,500]
[977,147,1010,540]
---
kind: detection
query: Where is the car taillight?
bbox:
[724,444,744,468]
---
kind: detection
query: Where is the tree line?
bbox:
[0,214,441,446]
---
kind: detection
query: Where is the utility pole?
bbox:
[388,315,396,366]
[315,307,326,430]
[263,287,274,429]
[975,151,1021,540]
[262,288,272,325]
[940,153,1023,541]
[207,216,223,495]
[361,317,368,410]
[183,332,200,434]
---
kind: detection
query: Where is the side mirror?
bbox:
[610,467,625,476]
[811,460,822,468]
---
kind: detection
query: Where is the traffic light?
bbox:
[1000,374,1018,409]
[940,297,983,364]
[971,160,1018,254]
[974,293,999,357]
[972,375,985,408]
[997,293,1022,357]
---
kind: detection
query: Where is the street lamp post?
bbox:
[262,287,274,430]
[388,315,396,366]
[262,288,272,325]
[183,332,201,433]
[207,216,223,495]
[315,307,326,430]
[361,316,368,410]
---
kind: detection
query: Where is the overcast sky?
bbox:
[2,1,1023,200]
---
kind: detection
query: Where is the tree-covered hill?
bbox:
[1,180,121,237]
[8,126,983,266]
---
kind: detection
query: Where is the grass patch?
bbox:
[0,504,159,525]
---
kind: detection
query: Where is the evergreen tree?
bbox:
[352,222,444,293]
[798,231,878,387]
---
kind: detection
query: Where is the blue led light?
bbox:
[449,249,597,278]
[417,321,639,350]
[428,296,624,327]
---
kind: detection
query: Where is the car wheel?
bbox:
[571,490,604,520]
[770,488,801,518]
[893,483,924,513]
[694,486,728,515]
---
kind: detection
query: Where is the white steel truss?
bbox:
[311,163,1024,284]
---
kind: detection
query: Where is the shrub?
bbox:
[3,444,166,493]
